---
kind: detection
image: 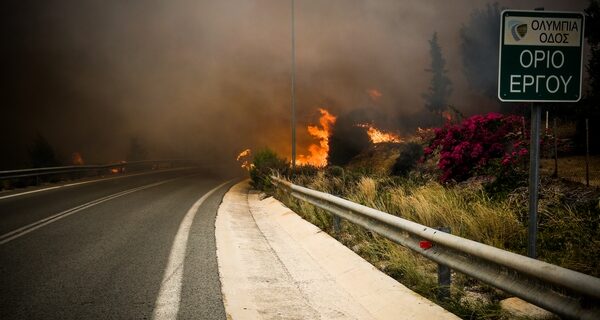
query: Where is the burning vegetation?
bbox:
[236,148,251,161]
[235,107,403,169]
[292,106,404,167]
[356,124,402,144]
[236,148,253,170]
[296,108,336,167]
[296,107,404,167]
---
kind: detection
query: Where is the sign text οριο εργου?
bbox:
[509,49,571,94]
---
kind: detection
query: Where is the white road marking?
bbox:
[0,186,63,200]
[0,178,178,245]
[0,167,192,201]
[152,180,232,320]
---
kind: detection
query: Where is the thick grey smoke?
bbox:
[0,0,587,169]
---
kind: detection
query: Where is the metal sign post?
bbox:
[498,10,585,258]
[528,103,541,258]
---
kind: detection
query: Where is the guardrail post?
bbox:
[437,226,451,300]
[332,215,341,235]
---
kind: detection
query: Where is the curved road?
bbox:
[0,168,235,319]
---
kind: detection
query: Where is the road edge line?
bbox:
[151,179,233,320]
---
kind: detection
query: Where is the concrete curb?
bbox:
[216,180,459,319]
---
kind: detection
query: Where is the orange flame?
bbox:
[367,88,382,101]
[109,160,127,174]
[357,124,402,143]
[297,108,336,167]
[71,152,84,165]
[236,148,253,170]
[236,149,251,161]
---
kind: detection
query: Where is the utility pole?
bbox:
[291,0,296,171]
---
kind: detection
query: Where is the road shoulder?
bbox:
[216,180,459,320]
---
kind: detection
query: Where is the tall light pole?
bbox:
[291,0,296,170]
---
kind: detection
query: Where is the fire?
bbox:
[236,148,253,170]
[296,108,336,167]
[357,124,402,144]
[110,160,127,174]
[237,149,251,161]
[71,152,84,165]
[367,88,382,101]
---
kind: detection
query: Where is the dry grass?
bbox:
[390,184,523,248]
[346,143,402,175]
[279,173,516,319]
[540,155,600,186]
[342,176,524,249]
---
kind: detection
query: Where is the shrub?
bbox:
[249,148,288,191]
[424,113,528,183]
[391,143,424,176]
[326,165,344,177]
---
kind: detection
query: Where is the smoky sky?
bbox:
[0,0,588,169]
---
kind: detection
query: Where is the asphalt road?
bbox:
[0,168,236,319]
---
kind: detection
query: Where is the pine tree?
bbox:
[423,32,452,125]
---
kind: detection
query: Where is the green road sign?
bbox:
[498,10,584,102]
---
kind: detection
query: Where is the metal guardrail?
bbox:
[272,176,600,320]
[0,160,195,180]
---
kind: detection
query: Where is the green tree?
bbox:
[29,133,60,168]
[459,3,501,99]
[422,32,452,125]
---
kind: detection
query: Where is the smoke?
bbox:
[0,0,588,169]
[328,109,373,166]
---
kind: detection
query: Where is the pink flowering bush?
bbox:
[424,113,529,183]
